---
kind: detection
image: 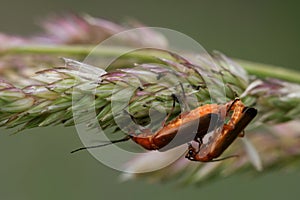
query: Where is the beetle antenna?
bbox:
[176,82,190,112]
[161,94,177,126]
[226,83,239,98]
[70,136,131,153]
[209,154,239,162]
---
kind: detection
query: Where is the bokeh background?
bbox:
[0,1,299,200]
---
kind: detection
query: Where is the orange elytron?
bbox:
[71,99,257,163]
[128,100,234,151]
[185,106,257,162]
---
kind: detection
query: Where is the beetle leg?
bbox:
[238,130,245,137]
[179,82,190,112]
[226,84,239,98]
[194,136,203,152]
[161,94,176,127]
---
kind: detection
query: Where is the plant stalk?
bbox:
[1,44,300,84]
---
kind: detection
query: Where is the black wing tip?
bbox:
[244,107,258,118]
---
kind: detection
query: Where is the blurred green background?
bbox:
[0,1,300,200]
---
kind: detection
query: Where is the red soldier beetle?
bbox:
[185,106,257,162]
[71,98,255,161]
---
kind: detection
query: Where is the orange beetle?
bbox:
[185,106,257,162]
[72,99,257,162]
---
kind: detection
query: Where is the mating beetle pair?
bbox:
[72,98,257,162]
